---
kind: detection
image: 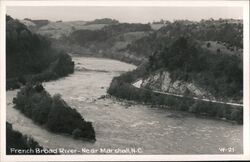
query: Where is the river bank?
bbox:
[6,57,243,154]
[108,67,243,124]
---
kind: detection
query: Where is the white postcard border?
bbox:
[0,0,249,161]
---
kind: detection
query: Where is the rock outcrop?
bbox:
[141,71,215,100]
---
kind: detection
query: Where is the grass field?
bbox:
[202,41,242,58]
[37,21,107,39]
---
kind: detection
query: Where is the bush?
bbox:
[231,109,243,124]
[216,105,226,118]
[72,128,82,139]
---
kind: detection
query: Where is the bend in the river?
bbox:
[6,57,243,154]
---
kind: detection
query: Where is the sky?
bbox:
[7,6,243,23]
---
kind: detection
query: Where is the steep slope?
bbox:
[20,18,49,32]
[56,23,152,64]
[6,122,45,155]
[6,15,74,89]
[141,71,215,100]
[24,18,242,66]
[127,19,243,57]
[107,36,243,123]
[35,18,118,39]
[142,36,243,103]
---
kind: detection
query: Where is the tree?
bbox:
[206,42,211,48]
[217,48,221,54]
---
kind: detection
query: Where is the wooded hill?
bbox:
[52,19,243,65]
[18,17,243,102]
[6,15,74,90]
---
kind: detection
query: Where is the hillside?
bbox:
[18,17,243,102]
[6,122,45,155]
[107,24,243,107]
[143,36,242,103]
[6,15,74,89]
[22,18,120,39]
[20,18,49,31]
[43,18,242,66]
[50,23,152,64]
[127,19,243,57]
[37,21,108,39]
[22,18,151,64]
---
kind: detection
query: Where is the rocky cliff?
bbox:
[141,71,215,100]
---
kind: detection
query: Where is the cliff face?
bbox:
[141,71,215,100]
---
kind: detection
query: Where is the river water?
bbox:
[6,57,243,154]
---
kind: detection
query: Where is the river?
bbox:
[6,57,243,154]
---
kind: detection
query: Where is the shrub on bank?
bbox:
[13,83,96,141]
